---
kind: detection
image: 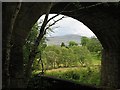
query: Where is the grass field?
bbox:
[32,59,101,86]
[45,65,101,86]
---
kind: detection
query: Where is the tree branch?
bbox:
[25,2,71,84]
[46,3,71,24]
[44,16,65,35]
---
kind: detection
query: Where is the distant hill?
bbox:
[46,34,82,46]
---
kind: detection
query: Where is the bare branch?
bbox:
[46,3,71,24]
[44,16,65,34]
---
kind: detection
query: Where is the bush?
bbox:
[62,70,80,80]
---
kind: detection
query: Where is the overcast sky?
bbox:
[38,14,95,37]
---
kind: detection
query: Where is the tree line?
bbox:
[23,23,102,74]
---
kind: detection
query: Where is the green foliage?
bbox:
[70,46,92,66]
[25,24,102,86]
[81,36,102,59]
[33,44,99,72]
[81,36,90,46]
[23,23,38,67]
[45,66,100,86]
[23,22,47,72]
[63,70,80,80]
[69,41,78,47]
[87,37,102,53]
[31,36,102,87]
[33,38,102,71]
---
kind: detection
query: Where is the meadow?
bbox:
[33,59,101,86]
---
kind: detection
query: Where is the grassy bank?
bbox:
[45,66,100,86]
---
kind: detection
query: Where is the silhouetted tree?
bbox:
[61,42,66,47]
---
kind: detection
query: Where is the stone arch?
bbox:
[2,2,120,88]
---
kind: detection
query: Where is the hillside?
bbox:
[46,34,82,46]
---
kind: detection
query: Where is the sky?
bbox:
[38,14,95,37]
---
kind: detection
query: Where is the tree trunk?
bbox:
[101,49,120,89]
[38,51,44,74]
[41,58,44,74]
[25,3,53,85]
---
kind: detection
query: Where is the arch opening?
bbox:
[25,14,103,88]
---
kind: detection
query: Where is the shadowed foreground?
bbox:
[27,75,111,90]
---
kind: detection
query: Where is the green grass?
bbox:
[45,65,101,86]
[32,59,101,87]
